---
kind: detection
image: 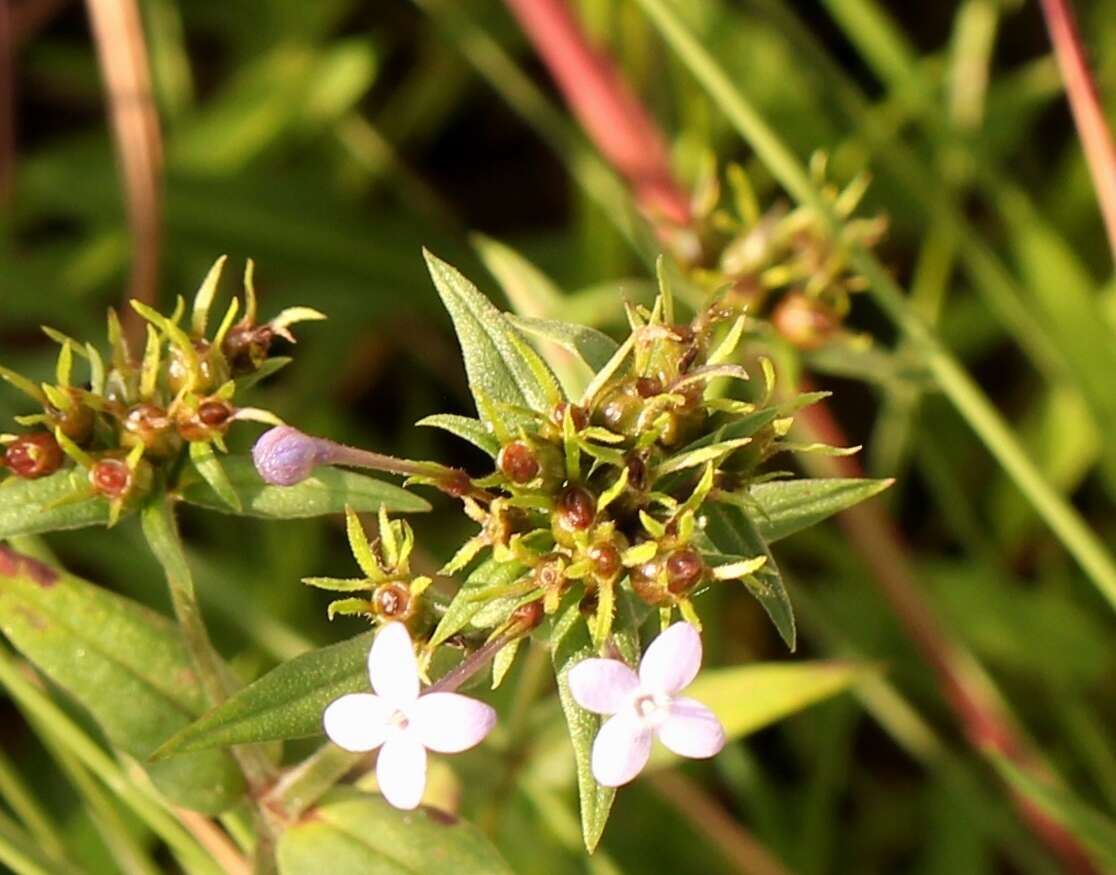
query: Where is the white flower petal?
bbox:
[409,692,496,753]
[568,659,640,715]
[591,714,653,787]
[376,735,428,810]
[639,622,702,696]
[369,622,420,707]
[656,697,725,759]
[322,693,393,752]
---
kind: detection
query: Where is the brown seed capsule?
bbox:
[122,403,180,457]
[666,548,705,594]
[167,341,228,394]
[90,459,132,498]
[223,325,275,374]
[511,599,544,631]
[550,402,588,431]
[588,543,621,581]
[177,399,236,442]
[374,581,413,620]
[4,433,63,479]
[626,455,647,491]
[635,376,662,398]
[771,292,840,350]
[555,487,595,533]
[595,385,641,434]
[498,441,540,484]
[630,556,665,605]
[441,468,474,497]
[48,394,94,444]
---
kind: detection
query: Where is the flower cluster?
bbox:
[324,620,724,808]
[684,154,887,350]
[0,258,322,521]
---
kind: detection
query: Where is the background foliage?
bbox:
[3,0,1116,873]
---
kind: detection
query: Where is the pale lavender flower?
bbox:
[323,622,497,810]
[569,622,725,787]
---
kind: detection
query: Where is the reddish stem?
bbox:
[1039,0,1116,261]
[501,0,691,235]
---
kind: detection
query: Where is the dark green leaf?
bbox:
[0,547,244,812]
[0,469,111,538]
[703,502,795,650]
[749,478,892,543]
[506,315,619,373]
[416,414,500,458]
[176,455,429,518]
[155,633,373,755]
[424,250,557,423]
[277,789,513,875]
[550,603,615,852]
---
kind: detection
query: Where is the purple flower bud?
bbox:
[252,426,326,486]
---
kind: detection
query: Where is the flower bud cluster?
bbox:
[685,154,887,350]
[427,289,815,651]
[0,258,321,523]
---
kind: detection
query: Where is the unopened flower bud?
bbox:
[549,402,588,431]
[4,433,63,479]
[252,426,326,486]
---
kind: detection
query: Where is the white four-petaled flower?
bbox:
[323,622,496,810]
[569,622,726,787]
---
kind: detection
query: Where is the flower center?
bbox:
[389,709,409,731]
[630,692,668,729]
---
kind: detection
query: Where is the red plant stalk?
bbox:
[506,0,1099,870]
[1039,0,1116,262]
[501,0,691,238]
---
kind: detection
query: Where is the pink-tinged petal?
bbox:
[408,692,496,753]
[591,714,653,787]
[376,735,427,810]
[639,622,702,696]
[568,659,640,715]
[656,697,725,759]
[369,622,419,707]
[322,694,393,752]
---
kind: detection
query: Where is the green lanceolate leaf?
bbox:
[416,414,500,458]
[0,547,244,812]
[155,633,373,755]
[749,477,893,543]
[0,469,110,538]
[506,315,620,373]
[703,502,796,650]
[176,454,429,518]
[428,558,528,648]
[424,250,559,423]
[550,603,615,852]
[277,789,513,875]
[188,441,242,512]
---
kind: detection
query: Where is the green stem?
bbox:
[139,497,279,868]
[0,744,67,862]
[632,0,1116,614]
[264,745,363,822]
[0,808,74,875]
[0,648,222,875]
